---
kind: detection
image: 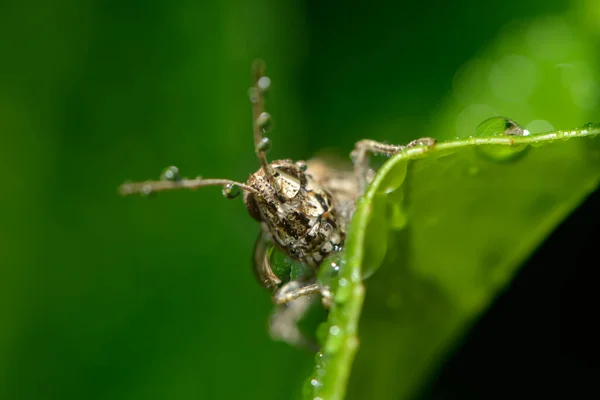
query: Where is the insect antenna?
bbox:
[119,61,276,199]
[119,166,259,199]
[249,59,277,188]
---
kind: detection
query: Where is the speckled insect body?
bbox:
[120,61,435,348]
[246,159,344,268]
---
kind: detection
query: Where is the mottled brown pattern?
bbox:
[246,159,358,275]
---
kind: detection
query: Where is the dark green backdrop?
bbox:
[1,0,596,399]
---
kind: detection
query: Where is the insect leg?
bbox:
[252,229,282,290]
[269,296,319,350]
[272,281,321,305]
[351,137,436,193]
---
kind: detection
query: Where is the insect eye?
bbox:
[244,192,262,222]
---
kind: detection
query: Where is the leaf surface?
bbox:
[307,127,600,400]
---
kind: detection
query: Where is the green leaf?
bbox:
[306,126,600,400]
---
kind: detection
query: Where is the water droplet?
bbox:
[361,197,388,279]
[335,282,351,304]
[314,352,324,363]
[256,112,272,133]
[222,183,241,199]
[248,87,259,103]
[314,351,330,373]
[310,378,321,388]
[296,161,308,171]
[160,165,181,181]
[477,143,528,162]
[257,76,271,92]
[529,141,546,148]
[474,116,525,137]
[324,324,344,353]
[582,122,600,129]
[267,246,300,283]
[256,137,272,152]
[456,104,498,138]
[376,160,407,194]
[557,130,573,141]
[141,183,154,198]
[474,117,529,162]
[290,261,313,282]
[317,254,343,295]
[407,137,436,147]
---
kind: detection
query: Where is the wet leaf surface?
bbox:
[307,127,600,400]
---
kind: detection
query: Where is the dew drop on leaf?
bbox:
[361,196,388,279]
[376,160,408,194]
[317,254,342,293]
[475,117,529,162]
[324,324,344,353]
[477,143,529,162]
[334,277,352,304]
[474,116,525,137]
[329,325,340,336]
[582,121,600,130]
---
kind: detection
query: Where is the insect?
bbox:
[120,60,436,348]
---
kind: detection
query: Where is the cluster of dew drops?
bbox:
[249,74,274,151]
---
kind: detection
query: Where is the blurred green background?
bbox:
[1,0,598,399]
